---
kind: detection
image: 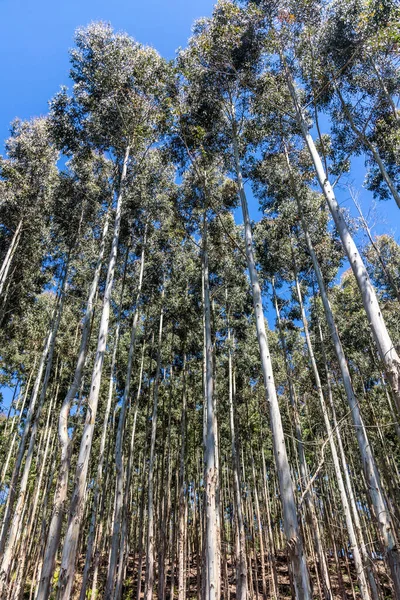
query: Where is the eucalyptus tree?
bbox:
[43,22,170,600]
[179,3,312,596]
[0,118,58,324]
[208,212,251,600]
[106,149,177,600]
[253,167,385,599]
[0,141,118,597]
[36,150,113,600]
[1,6,400,600]
[314,0,400,207]
[245,0,400,434]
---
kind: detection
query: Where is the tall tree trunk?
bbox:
[0,264,68,598]
[114,340,146,600]
[0,366,34,488]
[106,233,146,598]
[0,218,23,298]
[231,126,312,599]
[289,259,374,600]
[272,277,333,600]
[202,209,220,600]
[178,353,187,600]
[283,63,400,415]
[37,208,109,600]
[57,144,130,600]
[226,307,247,600]
[144,282,165,600]
[291,163,400,596]
[0,309,58,555]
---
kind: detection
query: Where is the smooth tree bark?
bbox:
[178,353,187,600]
[317,318,382,600]
[226,309,247,600]
[289,259,373,600]
[106,233,146,598]
[283,62,400,416]
[36,208,109,600]
[144,283,165,600]
[0,316,56,555]
[0,264,68,598]
[0,218,23,298]
[114,339,146,600]
[292,168,400,597]
[202,210,220,600]
[232,127,312,600]
[57,145,130,600]
[272,277,333,600]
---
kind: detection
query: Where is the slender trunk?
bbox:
[0,265,68,597]
[260,447,279,600]
[226,308,247,600]
[0,218,23,298]
[57,145,130,600]
[144,283,165,600]
[114,341,146,600]
[106,234,146,598]
[202,210,220,600]
[232,127,311,599]
[291,164,400,596]
[0,367,34,488]
[289,259,373,600]
[79,321,121,600]
[370,59,399,121]
[272,276,333,600]
[284,64,400,415]
[178,353,187,600]
[80,246,132,600]
[37,208,109,600]
[0,316,56,554]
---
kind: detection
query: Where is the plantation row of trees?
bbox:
[0,0,399,599]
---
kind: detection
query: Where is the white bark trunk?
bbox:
[202,214,220,600]
[144,284,165,600]
[106,235,146,597]
[56,145,130,600]
[232,131,312,599]
[0,268,68,597]
[284,65,400,416]
[37,208,109,600]
[293,175,400,596]
[0,218,23,298]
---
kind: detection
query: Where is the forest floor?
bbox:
[68,551,394,600]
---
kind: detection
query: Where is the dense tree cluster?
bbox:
[0,2,399,599]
